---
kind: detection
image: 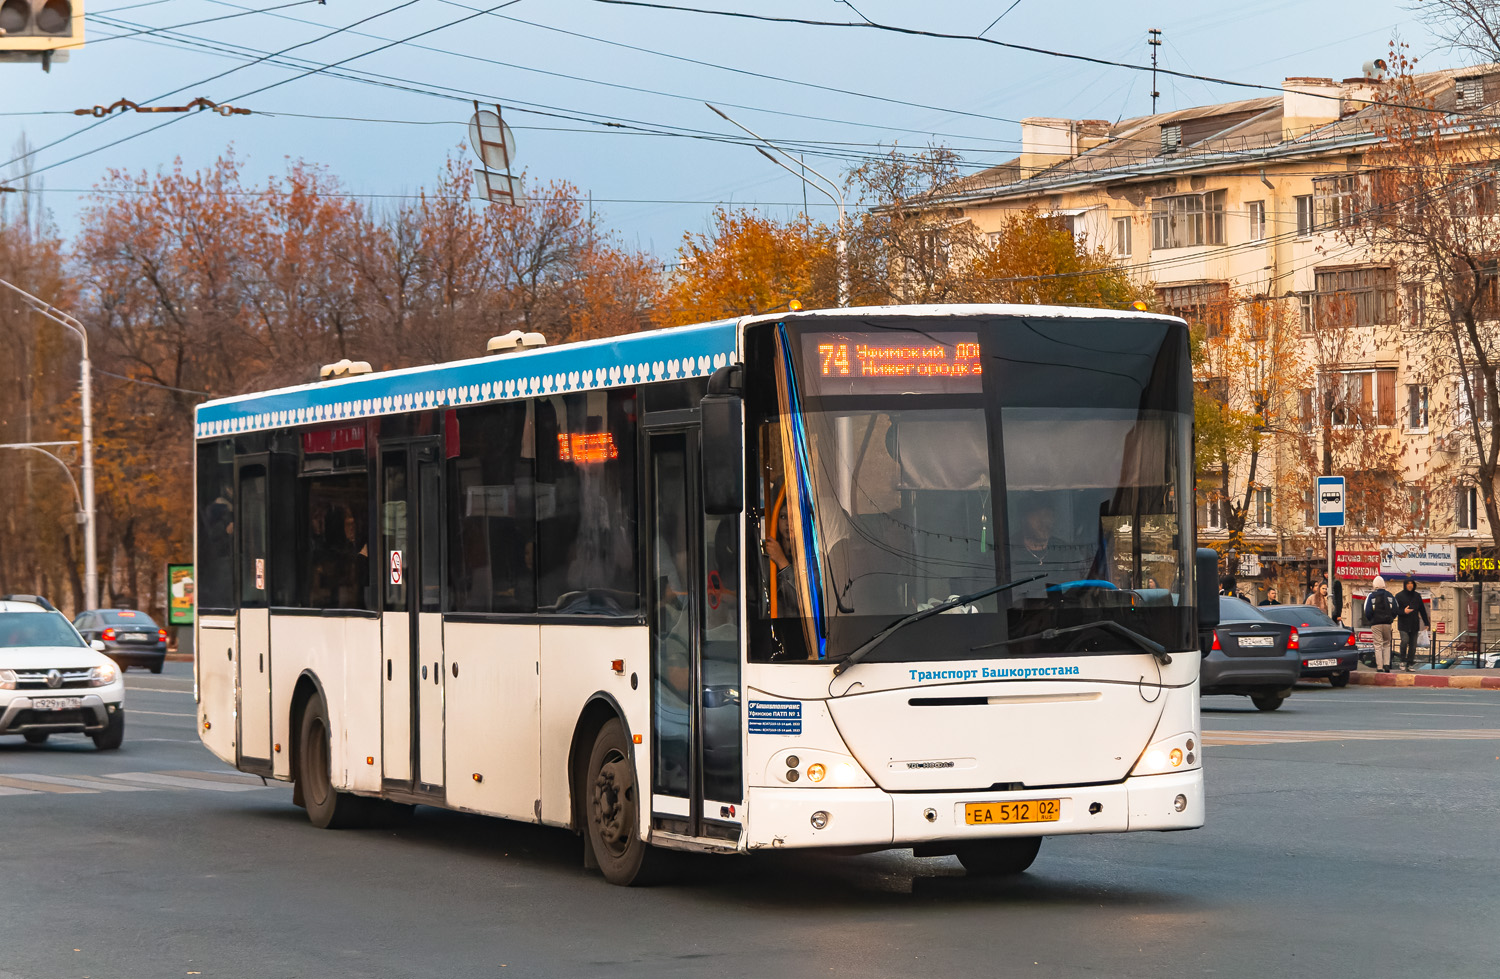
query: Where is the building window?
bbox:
[1298,292,1315,334]
[1456,75,1485,110]
[1247,200,1266,241]
[1313,175,1360,230]
[1407,384,1429,430]
[1158,282,1230,335]
[1409,486,1428,531]
[1459,371,1494,426]
[1403,282,1426,331]
[1329,368,1397,427]
[1150,191,1227,249]
[1457,484,1479,531]
[1253,487,1274,529]
[1299,388,1315,431]
[1314,267,1397,327]
[1112,216,1132,258]
[1295,195,1314,236]
[1161,124,1182,153]
[1198,485,1225,531]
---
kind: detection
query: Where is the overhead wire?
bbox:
[87,0,327,44]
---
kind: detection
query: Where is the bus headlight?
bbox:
[1130,733,1199,776]
[773,750,875,787]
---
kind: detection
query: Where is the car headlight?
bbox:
[0,668,16,690]
[88,663,118,687]
[1131,732,1199,776]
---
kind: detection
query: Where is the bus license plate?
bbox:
[965,800,1060,825]
[31,698,79,711]
[1307,658,1338,668]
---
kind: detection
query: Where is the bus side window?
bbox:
[751,419,811,662]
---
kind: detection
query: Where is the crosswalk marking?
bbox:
[1204,728,1500,747]
[0,770,279,797]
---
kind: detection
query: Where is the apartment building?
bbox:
[922,64,1500,631]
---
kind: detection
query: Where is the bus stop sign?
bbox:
[1317,476,1346,528]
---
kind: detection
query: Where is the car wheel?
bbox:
[1250,693,1285,711]
[92,711,125,750]
[23,731,49,745]
[297,693,370,829]
[149,660,163,674]
[1329,671,1350,688]
[585,718,668,885]
[955,837,1043,876]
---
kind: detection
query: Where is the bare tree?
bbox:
[1414,0,1500,62]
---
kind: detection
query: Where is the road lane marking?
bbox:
[104,772,268,791]
[0,775,95,794]
[128,710,195,717]
[123,686,193,694]
[0,771,279,797]
[1204,728,1500,746]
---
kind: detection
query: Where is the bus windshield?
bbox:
[773,314,1194,663]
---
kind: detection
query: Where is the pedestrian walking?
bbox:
[1394,577,1430,671]
[1364,576,1399,672]
[1259,588,1281,606]
[1306,581,1330,615]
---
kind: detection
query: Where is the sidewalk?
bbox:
[1346,665,1500,689]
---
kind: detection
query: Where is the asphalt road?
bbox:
[3,666,1499,979]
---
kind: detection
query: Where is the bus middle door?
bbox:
[379,438,446,795]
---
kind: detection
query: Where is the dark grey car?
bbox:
[1257,604,1358,687]
[1202,596,1299,711]
[72,609,167,673]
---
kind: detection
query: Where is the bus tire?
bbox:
[954,837,1042,877]
[298,693,368,829]
[585,718,666,885]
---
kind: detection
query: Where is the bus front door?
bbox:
[379,439,446,795]
[647,428,743,842]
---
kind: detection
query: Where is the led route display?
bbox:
[799,330,982,395]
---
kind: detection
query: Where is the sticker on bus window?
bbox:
[254,558,265,591]
[390,550,403,586]
[748,700,802,735]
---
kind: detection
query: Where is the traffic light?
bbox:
[0,1,84,71]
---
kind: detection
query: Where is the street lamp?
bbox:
[705,103,850,307]
[0,277,96,610]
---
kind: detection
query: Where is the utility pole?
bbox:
[0,277,97,610]
[706,103,849,307]
[1149,29,1162,114]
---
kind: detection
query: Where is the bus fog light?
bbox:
[923,808,937,823]
[810,811,830,830]
[806,763,826,783]
[1173,794,1188,813]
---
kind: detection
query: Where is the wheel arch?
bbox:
[567,692,637,834]
[287,669,328,790]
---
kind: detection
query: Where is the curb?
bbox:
[1348,671,1500,689]
[165,652,192,662]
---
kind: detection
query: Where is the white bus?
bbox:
[192,304,1213,885]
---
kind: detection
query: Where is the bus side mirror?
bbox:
[1196,548,1220,634]
[701,365,744,516]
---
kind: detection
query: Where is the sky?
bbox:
[0,0,1463,260]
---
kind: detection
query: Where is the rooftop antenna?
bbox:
[1148,29,1162,114]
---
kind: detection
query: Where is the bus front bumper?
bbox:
[744,769,1204,850]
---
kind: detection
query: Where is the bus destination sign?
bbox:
[801,331,982,395]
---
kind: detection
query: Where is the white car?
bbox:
[0,595,125,749]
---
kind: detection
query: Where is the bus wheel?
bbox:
[586,718,665,885]
[298,693,368,829]
[954,837,1042,877]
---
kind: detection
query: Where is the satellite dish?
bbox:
[468,108,516,171]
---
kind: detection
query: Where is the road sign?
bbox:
[1317,476,1346,528]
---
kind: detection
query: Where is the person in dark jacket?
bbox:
[1394,577,1431,671]
[1364,576,1399,672]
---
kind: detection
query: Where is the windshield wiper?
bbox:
[831,574,1046,677]
[972,620,1171,665]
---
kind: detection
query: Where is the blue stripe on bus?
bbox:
[193,320,739,438]
[777,322,827,660]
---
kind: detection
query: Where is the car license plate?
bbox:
[121,632,148,642]
[964,800,1060,825]
[31,697,80,711]
[1239,636,1274,647]
[1307,658,1338,668]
